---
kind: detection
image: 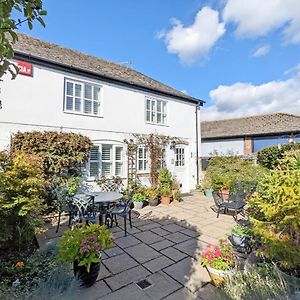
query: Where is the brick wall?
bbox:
[244,137,253,155]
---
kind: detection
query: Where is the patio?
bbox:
[38,191,236,300]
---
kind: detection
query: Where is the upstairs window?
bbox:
[175,147,185,167]
[145,97,167,125]
[65,79,101,116]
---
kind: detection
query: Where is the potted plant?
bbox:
[160,186,172,205]
[145,187,159,206]
[201,239,235,286]
[158,168,172,187]
[132,192,146,209]
[57,224,112,287]
[171,178,180,199]
[231,225,252,246]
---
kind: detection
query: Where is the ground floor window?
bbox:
[175,147,185,167]
[88,144,123,178]
[137,146,149,172]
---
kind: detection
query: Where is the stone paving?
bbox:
[39,191,236,300]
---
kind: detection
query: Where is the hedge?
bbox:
[257,142,300,169]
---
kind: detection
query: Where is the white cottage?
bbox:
[0,34,203,192]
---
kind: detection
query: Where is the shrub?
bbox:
[158,168,172,187]
[257,142,300,169]
[248,151,300,270]
[204,156,267,191]
[11,131,92,176]
[216,265,290,300]
[0,152,45,248]
[132,192,147,202]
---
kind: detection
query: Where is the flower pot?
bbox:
[161,196,171,205]
[148,198,158,207]
[73,261,100,287]
[206,265,231,286]
[231,233,246,247]
[219,189,230,200]
[133,201,143,209]
[204,189,213,198]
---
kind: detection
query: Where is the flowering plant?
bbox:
[201,239,235,271]
[57,224,112,272]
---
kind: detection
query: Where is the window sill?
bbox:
[145,121,169,127]
[63,111,103,118]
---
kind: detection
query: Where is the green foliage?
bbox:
[158,168,172,187]
[248,152,300,269]
[173,189,182,202]
[57,224,113,272]
[132,192,146,202]
[231,225,252,237]
[160,185,172,197]
[145,187,159,200]
[11,131,92,176]
[217,265,290,300]
[0,0,47,79]
[0,241,56,297]
[0,151,45,248]
[257,142,300,169]
[204,156,267,191]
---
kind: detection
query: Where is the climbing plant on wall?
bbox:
[125,133,188,187]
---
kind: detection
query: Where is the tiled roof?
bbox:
[13,33,202,104]
[201,113,300,139]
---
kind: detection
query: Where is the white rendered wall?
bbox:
[0,62,200,192]
[201,139,244,157]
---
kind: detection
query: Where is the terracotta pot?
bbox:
[161,196,171,205]
[73,261,100,287]
[219,189,230,200]
[206,265,231,286]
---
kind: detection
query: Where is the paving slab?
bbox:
[134,230,164,244]
[165,232,191,244]
[114,235,141,249]
[124,243,161,264]
[163,223,186,233]
[144,271,182,299]
[164,288,202,300]
[97,264,111,280]
[137,222,161,231]
[163,257,210,292]
[104,246,124,257]
[180,228,200,238]
[73,280,111,300]
[150,239,174,251]
[173,239,201,257]
[151,227,171,236]
[143,255,174,273]
[102,253,138,274]
[161,247,188,261]
[105,265,151,291]
[100,283,151,300]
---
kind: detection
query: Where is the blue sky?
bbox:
[17,0,300,120]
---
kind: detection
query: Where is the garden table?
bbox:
[88,192,123,225]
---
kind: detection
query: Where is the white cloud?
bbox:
[202,64,300,121]
[223,0,300,44]
[252,45,271,57]
[159,6,225,64]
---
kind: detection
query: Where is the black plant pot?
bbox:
[148,198,158,207]
[73,261,100,287]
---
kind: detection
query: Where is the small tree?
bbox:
[248,150,300,270]
[0,0,47,79]
[0,151,45,249]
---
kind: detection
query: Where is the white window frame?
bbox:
[88,144,124,179]
[175,147,185,167]
[145,97,167,125]
[137,146,149,173]
[64,78,102,116]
